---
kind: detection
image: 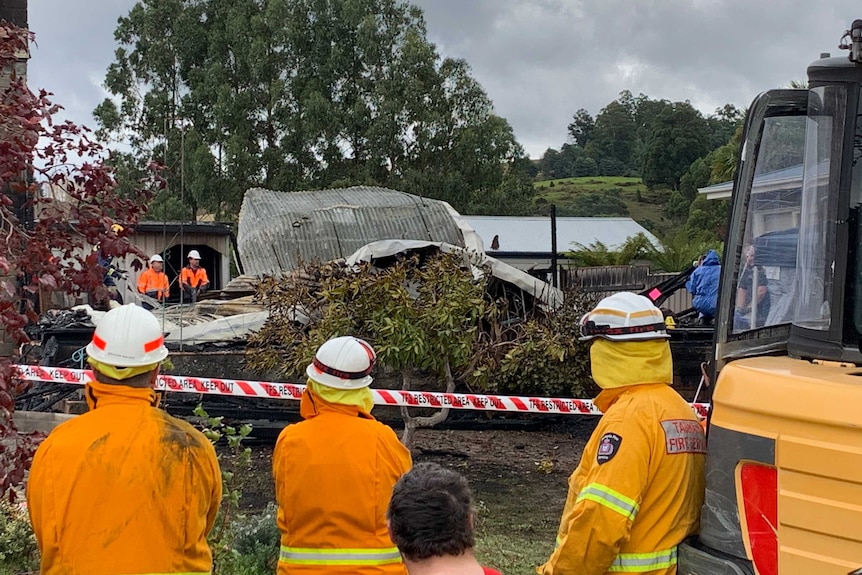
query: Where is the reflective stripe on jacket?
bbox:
[181,266,209,289]
[138,267,170,299]
[538,383,706,575]
[26,381,222,575]
[273,387,412,575]
[279,546,402,566]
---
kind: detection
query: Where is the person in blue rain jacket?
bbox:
[685,249,721,322]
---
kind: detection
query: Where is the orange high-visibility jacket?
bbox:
[137,267,170,299]
[26,380,222,575]
[273,388,412,575]
[538,384,706,575]
[180,266,209,289]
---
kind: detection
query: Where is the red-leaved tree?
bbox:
[0,22,160,497]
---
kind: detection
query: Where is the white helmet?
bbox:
[149,254,164,263]
[187,250,201,260]
[86,304,169,367]
[306,336,377,389]
[579,292,669,342]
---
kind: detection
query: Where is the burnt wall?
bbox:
[0,0,27,27]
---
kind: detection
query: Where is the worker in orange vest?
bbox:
[273,336,412,575]
[137,254,170,308]
[26,304,222,575]
[179,249,209,303]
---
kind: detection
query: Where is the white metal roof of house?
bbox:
[698,164,807,200]
[462,216,661,254]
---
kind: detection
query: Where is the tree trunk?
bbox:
[399,360,455,448]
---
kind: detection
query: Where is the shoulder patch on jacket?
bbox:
[596,432,622,464]
[661,419,706,454]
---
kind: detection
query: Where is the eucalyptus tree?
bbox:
[95,0,528,220]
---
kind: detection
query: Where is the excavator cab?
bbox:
[678,20,862,575]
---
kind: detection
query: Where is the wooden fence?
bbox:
[560,265,693,314]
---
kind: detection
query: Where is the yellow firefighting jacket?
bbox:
[538,383,706,575]
[26,380,222,575]
[272,385,412,575]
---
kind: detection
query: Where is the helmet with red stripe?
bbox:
[306,336,376,389]
[579,291,670,342]
[86,304,169,367]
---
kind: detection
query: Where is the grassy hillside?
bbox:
[532,176,674,238]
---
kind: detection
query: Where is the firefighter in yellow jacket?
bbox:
[273,336,412,575]
[26,304,222,575]
[538,292,706,575]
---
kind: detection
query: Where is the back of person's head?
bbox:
[86,304,168,386]
[387,462,475,561]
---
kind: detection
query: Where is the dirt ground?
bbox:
[234,417,597,575]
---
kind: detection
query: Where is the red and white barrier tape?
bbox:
[13,365,710,419]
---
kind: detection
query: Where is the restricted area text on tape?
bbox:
[13,364,710,419]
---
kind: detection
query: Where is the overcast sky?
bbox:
[26,0,860,158]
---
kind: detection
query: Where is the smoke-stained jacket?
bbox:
[538,383,706,575]
[273,386,412,575]
[26,380,222,575]
[685,249,721,317]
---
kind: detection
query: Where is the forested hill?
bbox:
[526,90,742,245]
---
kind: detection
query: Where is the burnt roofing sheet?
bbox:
[237,186,466,275]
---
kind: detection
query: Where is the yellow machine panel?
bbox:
[712,356,862,574]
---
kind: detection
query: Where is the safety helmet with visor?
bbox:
[86,304,169,379]
[579,291,669,342]
[306,336,377,389]
[187,250,201,260]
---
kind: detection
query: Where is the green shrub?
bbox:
[0,499,39,573]
[216,504,280,575]
[490,288,596,397]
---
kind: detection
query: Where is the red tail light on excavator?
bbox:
[738,462,778,575]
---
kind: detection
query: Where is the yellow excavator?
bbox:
[678,19,862,575]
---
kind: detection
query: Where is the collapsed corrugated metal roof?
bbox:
[345,240,564,310]
[237,186,471,275]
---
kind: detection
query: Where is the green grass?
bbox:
[475,507,557,575]
[467,465,564,575]
[533,176,644,191]
[531,176,674,238]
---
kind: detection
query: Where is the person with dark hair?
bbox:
[387,462,502,575]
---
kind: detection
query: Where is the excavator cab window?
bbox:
[729,112,806,334]
[846,85,862,344]
[792,86,844,332]
[714,89,810,368]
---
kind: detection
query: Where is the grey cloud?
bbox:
[25,0,861,157]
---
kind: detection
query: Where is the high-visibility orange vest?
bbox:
[137,267,170,299]
[26,381,222,575]
[273,388,412,575]
[180,265,209,289]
